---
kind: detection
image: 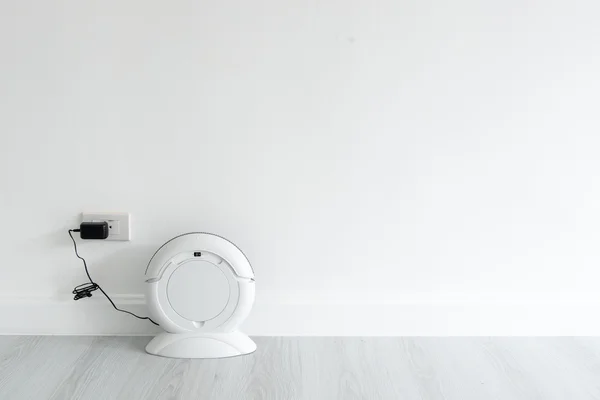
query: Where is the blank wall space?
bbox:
[1,0,599,323]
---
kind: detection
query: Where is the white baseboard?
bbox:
[2,292,600,335]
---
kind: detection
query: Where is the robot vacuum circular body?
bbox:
[144,233,256,358]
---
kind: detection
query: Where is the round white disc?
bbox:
[167,261,230,322]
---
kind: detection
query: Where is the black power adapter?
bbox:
[79,221,109,239]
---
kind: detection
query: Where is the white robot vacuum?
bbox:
[144,232,256,358]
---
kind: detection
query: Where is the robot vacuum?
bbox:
[144,232,256,358]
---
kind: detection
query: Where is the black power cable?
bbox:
[68,229,159,326]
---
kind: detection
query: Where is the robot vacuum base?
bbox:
[145,331,257,359]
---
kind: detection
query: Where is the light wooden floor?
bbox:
[0,336,599,399]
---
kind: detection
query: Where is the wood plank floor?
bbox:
[0,336,599,399]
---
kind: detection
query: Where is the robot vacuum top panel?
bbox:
[167,259,231,322]
[145,232,254,281]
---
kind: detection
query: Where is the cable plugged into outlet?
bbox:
[81,212,131,241]
[67,219,158,325]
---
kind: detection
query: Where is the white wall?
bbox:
[1,0,600,334]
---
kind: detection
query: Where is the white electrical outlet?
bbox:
[81,212,131,241]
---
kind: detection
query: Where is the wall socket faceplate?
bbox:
[81,212,131,241]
